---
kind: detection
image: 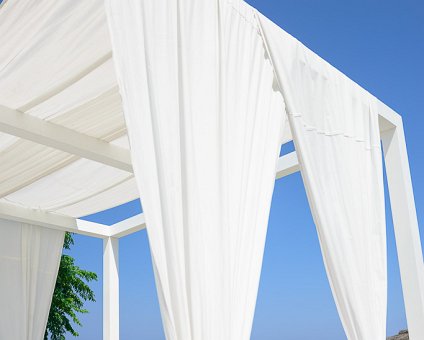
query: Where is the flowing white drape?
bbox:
[106,0,285,339]
[0,219,64,340]
[258,14,387,340]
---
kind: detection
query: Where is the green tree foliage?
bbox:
[44,232,98,340]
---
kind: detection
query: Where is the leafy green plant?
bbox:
[44,232,98,340]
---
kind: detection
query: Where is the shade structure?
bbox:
[0,0,138,218]
[1,1,424,340]
[0,0,381,220]
[0,0,295,220]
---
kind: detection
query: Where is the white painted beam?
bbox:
[76,219,111,239]
[382,124,424,340]
[0,201,110,238]
[103,237,120,340]
[276,151,299,179]
[377,100,402,131]
[110,213,146,238]
[0,105,133,172]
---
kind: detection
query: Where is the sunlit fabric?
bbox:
[259,14,387,340]
[106,0,285,339]
[0,219,64,340]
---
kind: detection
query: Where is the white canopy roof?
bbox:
[0,0,138,218]
[0,0,293,220]
[0,0,394,220]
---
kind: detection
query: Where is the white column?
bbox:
[103,237,119,340]
[381,123,424,340]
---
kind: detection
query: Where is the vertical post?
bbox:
[381,122,424,340]
[103,237,119,340]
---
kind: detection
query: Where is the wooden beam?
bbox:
[0,105,133,172]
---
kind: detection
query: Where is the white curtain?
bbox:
[106,0,285,339]
[0,219,64,340]
[258,13,387,340]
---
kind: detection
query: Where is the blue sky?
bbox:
[67,1,424,339]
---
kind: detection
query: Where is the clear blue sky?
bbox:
[68,1,424,339]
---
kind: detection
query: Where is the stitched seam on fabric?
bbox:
[289,113,380,149]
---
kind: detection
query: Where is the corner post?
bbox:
[103,237,119,340]
[381,122,424,339]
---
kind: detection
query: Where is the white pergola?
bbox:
[0,1,423,339]
[0,102,423,339]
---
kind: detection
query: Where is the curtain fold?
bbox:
[0,219,64,340]
[258,13,387,340]
[105,0,285,339]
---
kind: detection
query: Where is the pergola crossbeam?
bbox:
[0,105,133,172]
[276,151,299,179]
[110,213,146,238]
[0,201,110,238]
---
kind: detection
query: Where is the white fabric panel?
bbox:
[0,133,18,153]
[0,138,138,217]
[3,157,133,213]
[0,131,135,218]
[0,0,111,110]
[110,134,130,149]
[259,14,387,340]
[106,0,285,338]
[53,136,135,217]
[0,141,76,198]
[280,114,293,145]
[54,178,139,217]
[0,218,64,340]
[46,88,125,139]
[26,60,117,121]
